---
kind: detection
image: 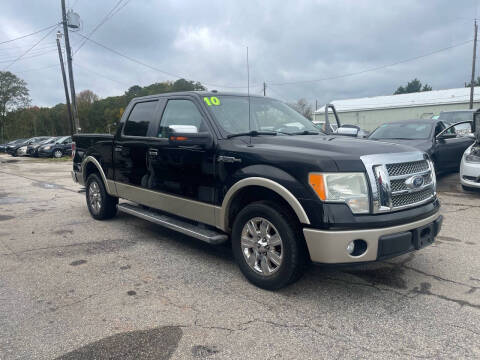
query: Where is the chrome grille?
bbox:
[392,188,433,208]
[361,152,436,213]
[386,160,429,177]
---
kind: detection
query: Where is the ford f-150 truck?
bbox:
[72,92,442,290]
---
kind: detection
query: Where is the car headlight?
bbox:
[19,146,27,151]
[43,146,51,150]
[309,172,370,214]
[465,145,480,163]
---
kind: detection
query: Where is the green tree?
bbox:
[0,71,30,142]
[465,76,480,87]
[394,78,432,94]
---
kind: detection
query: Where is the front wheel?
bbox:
[53,149,63,158]
[231,201,307,290]
[86,173,118,220]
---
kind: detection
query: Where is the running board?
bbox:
[117,203,228,245]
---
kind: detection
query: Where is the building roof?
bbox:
[315,87,480,113]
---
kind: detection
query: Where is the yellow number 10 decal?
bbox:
[204,96,220,106]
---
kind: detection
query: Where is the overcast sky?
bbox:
[1,0,479,109]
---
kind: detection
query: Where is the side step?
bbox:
[117,203,229,245]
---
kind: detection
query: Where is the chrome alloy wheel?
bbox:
[241,217,283,276]
[88,181,102,214]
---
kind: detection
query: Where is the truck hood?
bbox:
[251,135,423,172]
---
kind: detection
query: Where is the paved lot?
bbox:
[0,153,479,359]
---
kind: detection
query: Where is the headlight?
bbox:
[43,146,51,150]
[465,145,480,163]
[19,146,27,151]
[309,172,370,214]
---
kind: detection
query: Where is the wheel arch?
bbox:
[82,156,117,196]
[218,177,310,231]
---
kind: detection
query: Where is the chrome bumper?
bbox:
[303,212,441,264]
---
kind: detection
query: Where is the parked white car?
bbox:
[460,143,480,191]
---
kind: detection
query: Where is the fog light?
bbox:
[346,241,355,254]
[346,239,368,257]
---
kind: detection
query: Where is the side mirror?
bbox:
[168,131,213,148]
[336,125,359,137]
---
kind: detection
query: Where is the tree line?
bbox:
[0,71,205,142]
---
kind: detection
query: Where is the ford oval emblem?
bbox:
[405,175,424,189]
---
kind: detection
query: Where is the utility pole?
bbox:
[469,19,478,109]
[61,0,80,132]
[263,82,266,96]
[56,31,74,137]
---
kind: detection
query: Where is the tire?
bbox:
[85,173,118,220]
[53,149,63,158]
[231,201,307,290]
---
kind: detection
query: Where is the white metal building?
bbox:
[314,87,480,131]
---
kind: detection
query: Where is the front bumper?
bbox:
[460,156,480,188]
[303,212,442,264]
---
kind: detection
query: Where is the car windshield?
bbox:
[438,111,473,124]
[205,95,322,135]
[369,122,433,140]
[55,136,69,144]
[38,137,54,145]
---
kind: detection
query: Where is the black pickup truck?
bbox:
[72,92,442,289]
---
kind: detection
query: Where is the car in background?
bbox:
[460,143,480,191]
[3,139,25,154]
[438,110,474,135]
[368,119,474,173]
[38,136,72,158]
[27,137,58,157]
[7,137,49,156]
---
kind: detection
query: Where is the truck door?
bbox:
[143,96,217,223]
[113,99,162,189]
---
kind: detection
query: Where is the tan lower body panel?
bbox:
[115,182,219,227]
[303,212,440,264]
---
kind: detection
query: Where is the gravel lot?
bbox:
[0,153,479,359]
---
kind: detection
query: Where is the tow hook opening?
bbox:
[347,239,368,257]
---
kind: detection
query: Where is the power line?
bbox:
[74,62,130,86]
[74,0,130,55]
[268,39,475,86]
[3,26,58,69]
[0,24,58,46]
[73,32,251,89]
[13,64,59,74]
[0,49,58,63]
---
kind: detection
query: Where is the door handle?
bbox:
[114,146,123,152]
[148,149,159,156]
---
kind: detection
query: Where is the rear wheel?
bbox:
[231,201,307,290]
[53,149,63,158]
[86,173,118,220]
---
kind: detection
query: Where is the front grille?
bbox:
[392,188,434,208]
[386,160,429,177]
[463,175,479,182]
[390,173,432,193]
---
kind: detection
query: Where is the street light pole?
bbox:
[469,20,478,109]
[61,0,80,132]
[56,32,74,137]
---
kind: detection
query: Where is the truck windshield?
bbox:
[206,96,322,135]
[369,122,433,140]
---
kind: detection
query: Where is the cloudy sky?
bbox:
[1,0,479,109]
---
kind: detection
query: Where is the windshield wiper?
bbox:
[290,130,321,135]
[227,130,278,139]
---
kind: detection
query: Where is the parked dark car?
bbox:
[3,139,25,154]
[27,137,58,157]
[7,137,49,156]
[368,119,474,173]
[38,136,72,158]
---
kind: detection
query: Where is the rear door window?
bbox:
[124,101,158,137]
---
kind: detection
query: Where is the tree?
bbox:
[288,98,313,120]
[394,78,432,95]
[465,76,480,87]
[0,71,30,142]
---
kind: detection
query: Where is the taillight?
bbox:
[71,142,76,158]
